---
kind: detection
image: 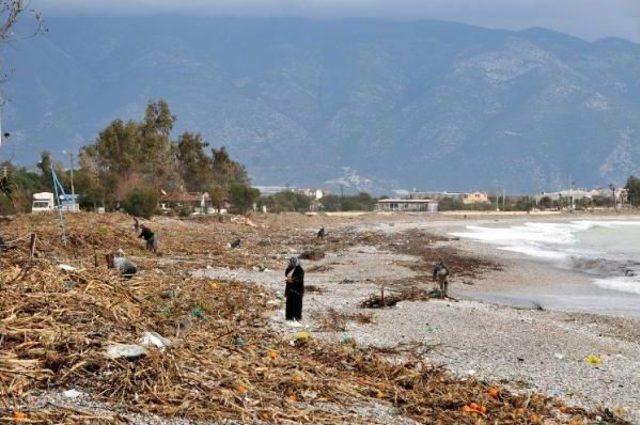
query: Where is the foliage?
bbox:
[176,132,213,192]
[625,175,640,206]
[209,185,228,211]
[228,183,260,214]
[321,192,376,212]
[259,191,312,213]
[0,160,48,214]
[76,99,250,214]
[211,147,249,188]
[121,186,159,219]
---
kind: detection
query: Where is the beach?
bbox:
[3,211,638,424]
[201,212,640,423]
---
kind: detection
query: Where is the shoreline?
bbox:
[199,213,640,423]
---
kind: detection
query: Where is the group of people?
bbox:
[281,227,451,323]
[107,221,451,322]
[106,220,159,278]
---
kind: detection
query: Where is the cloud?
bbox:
[32,0,640,42]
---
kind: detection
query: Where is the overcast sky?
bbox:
[32,0,640,42]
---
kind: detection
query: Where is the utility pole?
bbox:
[64,150,77,212]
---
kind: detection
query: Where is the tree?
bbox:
[176,132,213,192]
[121,186,159,219]
[209,185,228,212]
[625,176,640,206]
[228,183,260,214]
[260,191,312,213]
[212,147,249,187]
[74,151,107,208]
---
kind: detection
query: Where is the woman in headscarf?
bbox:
[284,256,305,321]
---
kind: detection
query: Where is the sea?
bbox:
[451,219,640,296]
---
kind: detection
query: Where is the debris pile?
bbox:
[0,213,625,424]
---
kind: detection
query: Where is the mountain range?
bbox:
[2,16,640,193]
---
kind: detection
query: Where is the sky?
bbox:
[31,0,640,43]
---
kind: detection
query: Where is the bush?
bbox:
[122,186,159,218]
[321,192,376,212]
[259,191,312,213]
[228,183,260,214]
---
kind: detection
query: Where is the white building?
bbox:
[375,198,438,213]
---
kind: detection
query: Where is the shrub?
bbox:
[122,186,159,218]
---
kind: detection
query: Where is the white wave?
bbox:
[593,277,640,295]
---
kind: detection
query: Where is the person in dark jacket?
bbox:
[138,224,158,253]
[284,256,304,321]
[317,227,325,239]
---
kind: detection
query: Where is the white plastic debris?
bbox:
[104,344,147,360]
[58,264,77,272]
[554,353,565,360]
[63,389,83,399]
[140,331,171,349]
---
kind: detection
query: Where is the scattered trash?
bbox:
[140,331,171,349]
[104,344,147,360]
[462,403,487,415]
[57,264,77,272]
[62,280,77,290]
[554,353,565,360]
[586,354,602,366]
[63,389,83,399]
[294,331,312,344]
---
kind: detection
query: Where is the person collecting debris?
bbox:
[138,224,158,253]
[317,227,325,239]
[106,252,137,279]
[284,257,305,321]
[432,261,450,298]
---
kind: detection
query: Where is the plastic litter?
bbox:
[104,344,148,360]
[140,331,171,349]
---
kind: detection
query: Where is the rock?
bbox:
[104,344,147,360]
[140,331,171,349]
[234,336,246,347]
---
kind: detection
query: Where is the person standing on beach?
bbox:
[433,261,450,298]
[284,257,305,321]
[139,224,158,253]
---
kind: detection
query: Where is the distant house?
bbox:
[160,192,229,214]
[462,192,489,205]
[375,198,438,213]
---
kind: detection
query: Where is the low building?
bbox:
[375,198,438,213]
[462,192,489,205]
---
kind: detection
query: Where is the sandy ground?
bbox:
[199,214,640,423]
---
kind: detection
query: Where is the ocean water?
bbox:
[451,220,640,295]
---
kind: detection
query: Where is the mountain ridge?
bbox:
[2,16,640,193]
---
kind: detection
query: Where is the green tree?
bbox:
[209,185,228,212]
[212,147,249,187]
[121,186,159,219]
[74,151,107,209]
[228,183,260,214]
[625,175,640,206]
[176,132,213,192]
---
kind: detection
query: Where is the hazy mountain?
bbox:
[2,17,640,193]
